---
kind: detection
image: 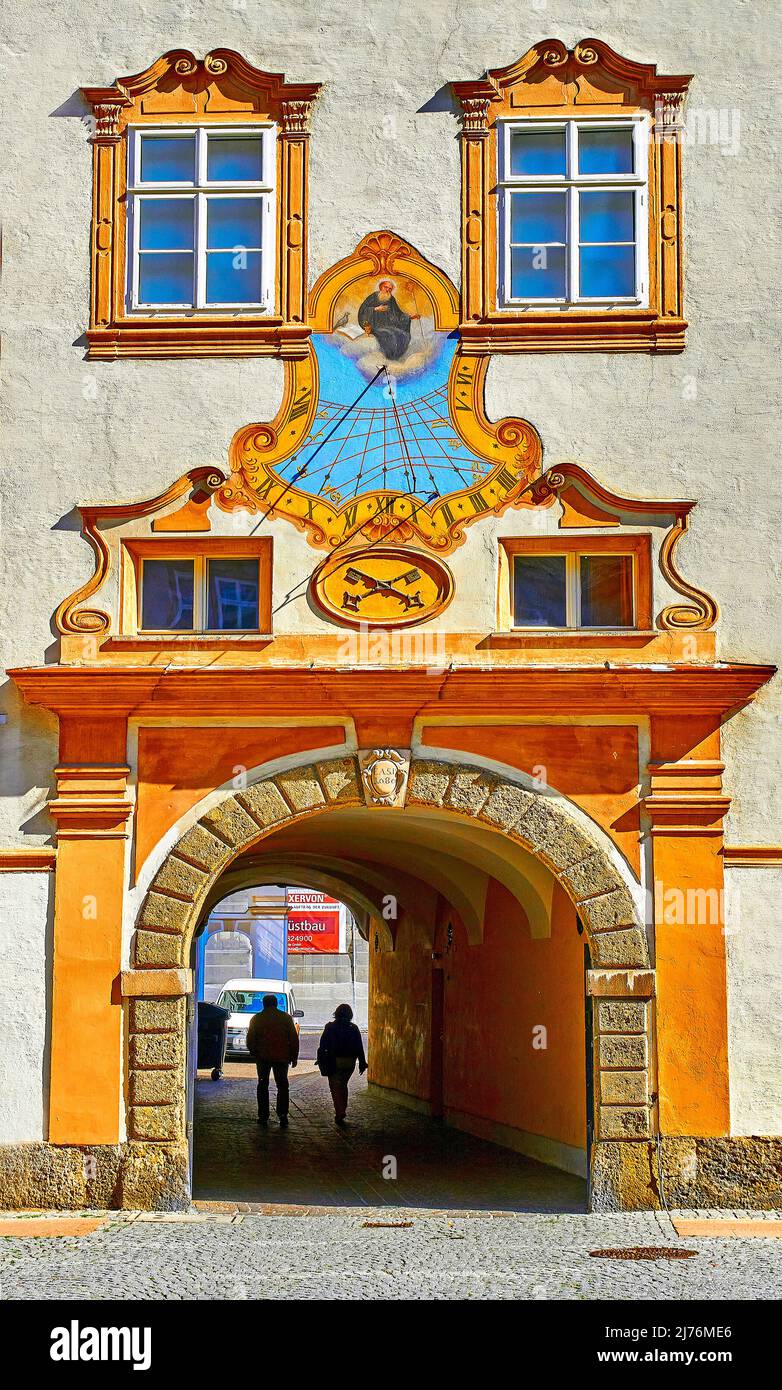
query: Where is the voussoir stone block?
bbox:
[510,795,558,849]
[129,998,185,1034]
[479,782,536,831]
[589,928,648,968]
[128,1105,181,1143]
[596,999,649,1035]
[200,796,260,848]
[599,1069,650,1106]
[138,892,194,935]
[319,757,362,805]
[599,1033,649,1070]
[597,1105,652,1141]
[407,761,452,807]
[578,887,638,934]
[563,852,622,901]
[129,1070,179,1106]
[150,856,210,902]
[133,930,186,968]
[172,822,235,874]
[445,770,496,816]
[274,765,325,812]
[130,1031,184,1070]
[532,816,598,872]
[238,779,290,828]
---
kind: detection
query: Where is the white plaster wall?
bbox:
[0,2,779,1129]
[0,873,51,1142]
[725,869,782,1135]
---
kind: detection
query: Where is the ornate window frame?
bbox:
[451,38,692,354]
[80,50,321,360]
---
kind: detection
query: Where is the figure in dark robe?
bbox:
[357,279,420,361]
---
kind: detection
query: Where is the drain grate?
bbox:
[589,1247,697,1260]
[362,1220,414,1229]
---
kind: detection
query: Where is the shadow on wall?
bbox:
[0,681,57,839]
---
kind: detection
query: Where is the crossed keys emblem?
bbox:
[341,565,424,613]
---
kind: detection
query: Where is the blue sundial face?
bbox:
[273,331,493,507]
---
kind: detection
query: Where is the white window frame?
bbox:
[127,124,276,314]
[498,116,649,309]
[512,551,637,631]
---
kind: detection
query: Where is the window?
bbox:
[80,51,320,358]
[217,990,288,1014]
[122,538,272,638]
[500,120,647,306]
[129,127,275,311]
[500,536,652,632]
[451,39,691,352]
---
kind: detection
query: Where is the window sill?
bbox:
[486,629,658,649]
[105,634,274,650]
[85,319,310,360]
[459,312,686,354]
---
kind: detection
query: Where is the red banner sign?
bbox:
[287,891,342,954]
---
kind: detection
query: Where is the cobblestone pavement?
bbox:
[1,1072,781,1300]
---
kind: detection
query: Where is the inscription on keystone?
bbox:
[359,749,410,807]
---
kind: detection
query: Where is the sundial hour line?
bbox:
[287,365,386,488]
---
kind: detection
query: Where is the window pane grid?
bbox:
[501,120,646,306]
[129,127,273,311]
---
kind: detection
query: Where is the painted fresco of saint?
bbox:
[357,279,420,360]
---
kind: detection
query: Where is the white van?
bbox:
[215,978,304,1057]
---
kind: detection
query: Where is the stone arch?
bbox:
[126,753,654,1207]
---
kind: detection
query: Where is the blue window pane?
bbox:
[509,129,566,176]
[207,559,259,629]
[510,191,567,245]
[140,136,196,183]
[578,127,634,175]
[138,198,194,250]
[207,135,264,182]
[579,190,634,243]
[206,251,263,304]
[510,246,566,298]
[138,253,195,304]
[141,560,195,630]
[580,245,636,297]
[206,197,263,249]
[514,555,567,627]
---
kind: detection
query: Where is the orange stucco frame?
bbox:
[80,50,321,360]
[451,38,691,353]
[120,536,273,636]
[499,534,653,631]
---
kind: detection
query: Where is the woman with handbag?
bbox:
[317,1003,367,1126]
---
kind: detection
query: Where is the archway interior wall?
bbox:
[369,874,589,1175]
[126,753,655,1204]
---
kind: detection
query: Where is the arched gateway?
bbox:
[126,752,655,1213]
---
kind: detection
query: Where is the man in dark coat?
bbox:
[357,279,420,361]
[246,994,300,1127]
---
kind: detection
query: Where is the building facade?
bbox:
[1,2,780,1212]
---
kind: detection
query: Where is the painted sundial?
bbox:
[281,334,490,504]
[215,232,543,551]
